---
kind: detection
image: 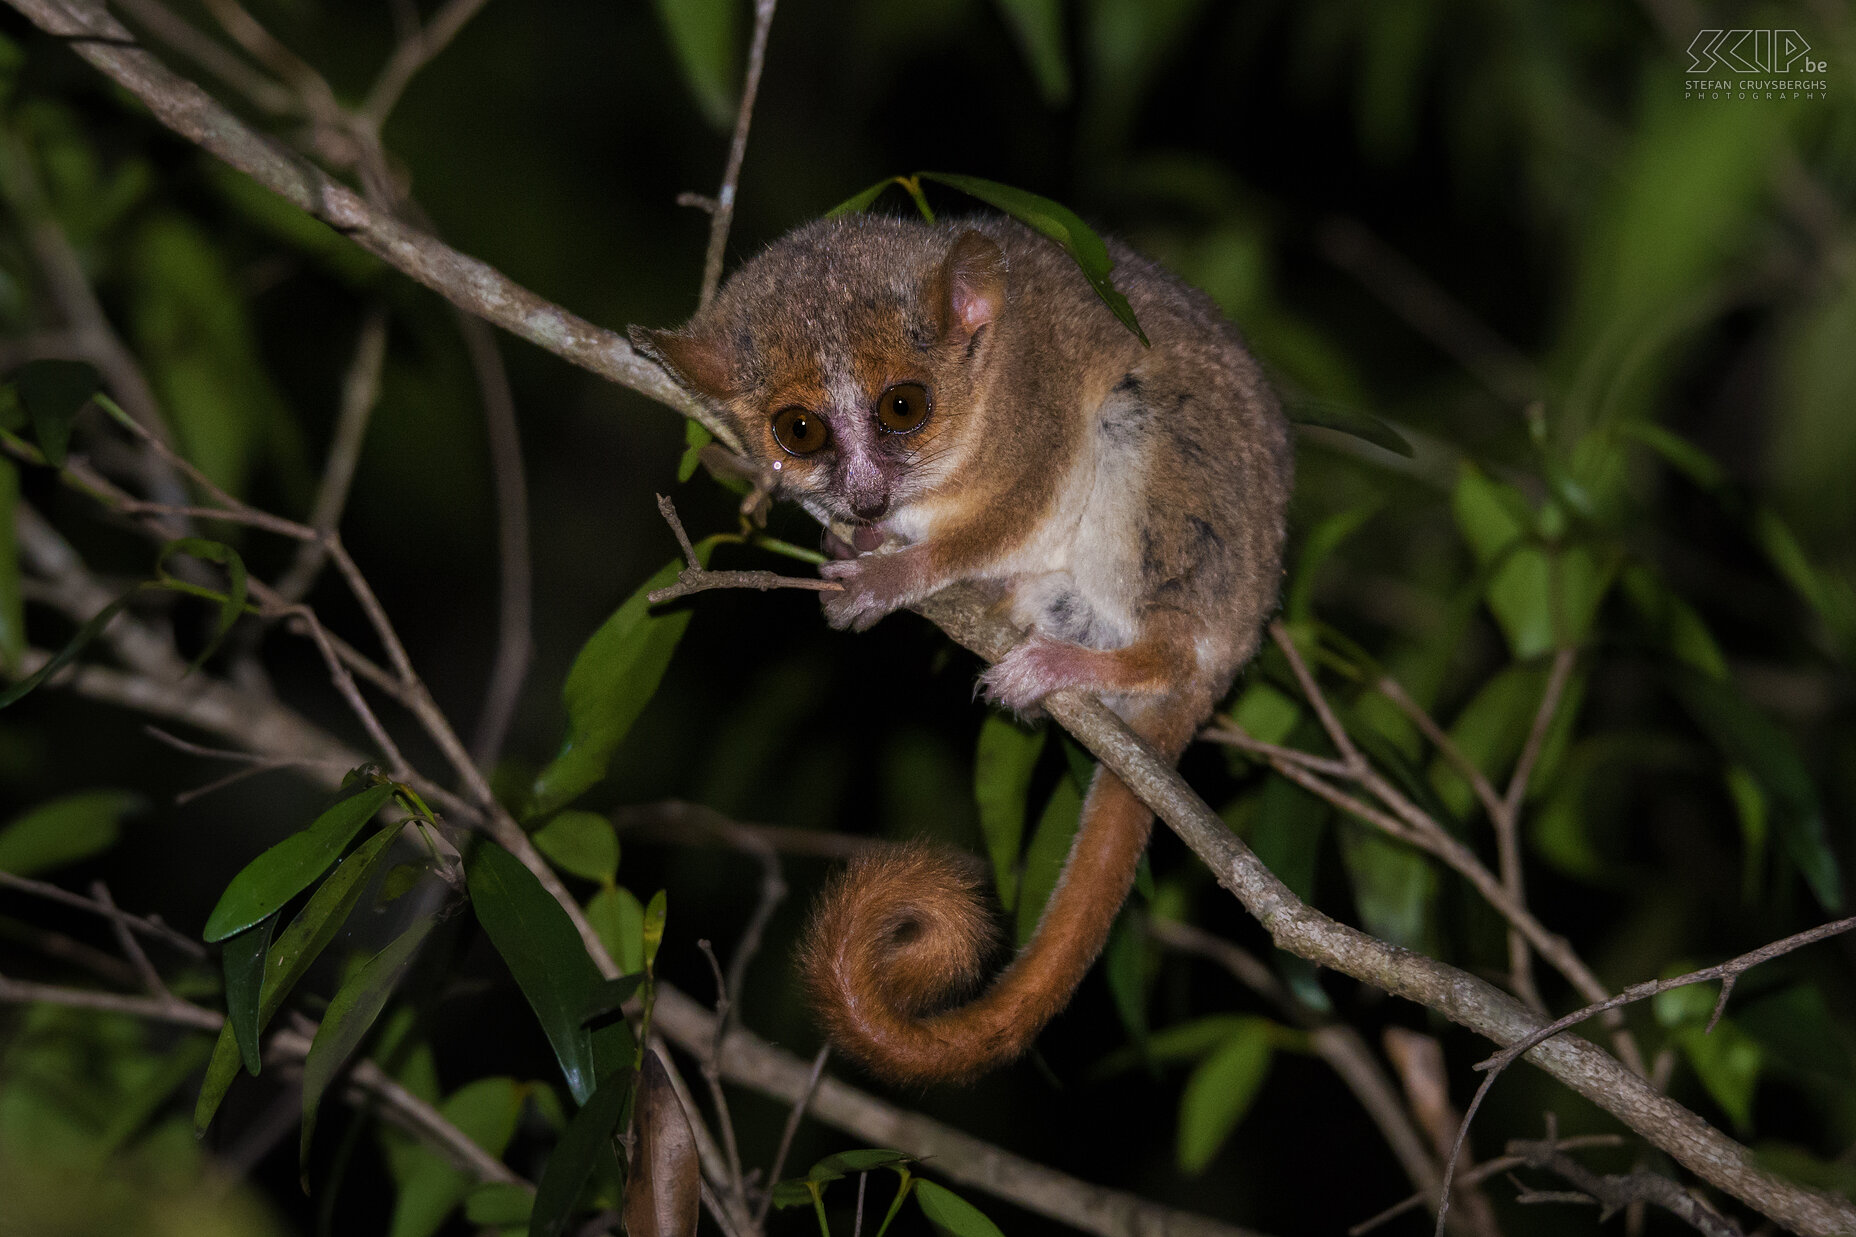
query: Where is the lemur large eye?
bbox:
[875,383,930,434]
[771,406,830,455]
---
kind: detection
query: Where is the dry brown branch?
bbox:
[1508,1122,1743,1237]
[1350,1136,1626,1235]
[649,985,1275,1237]
[697,0,778,309]
[1383,1029,1501,1237]
[7,0,743,452]
[647,494,841,602]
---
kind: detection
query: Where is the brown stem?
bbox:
[697,0,778,310]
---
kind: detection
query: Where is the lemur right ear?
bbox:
[936,231,1006,343]
[629,325,738,400]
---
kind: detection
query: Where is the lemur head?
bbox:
[631,217,1006,529]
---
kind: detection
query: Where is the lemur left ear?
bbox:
[629,325,738,400]
[935,231,1006,343]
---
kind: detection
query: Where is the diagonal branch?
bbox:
[7,0,742,453]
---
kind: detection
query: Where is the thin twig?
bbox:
[648,494,840,602]
[88,880,169,998]
[696,940,750,1216]
[1254,626,1643,1073]
[649,570,841,603]
[458,309,532,768]
[359,0,493,127]
[697,0,778,309]
[1432,916,1856,1237]
[757,1045,831,1225]
[1270,620,1365,769]
[1350,1136,1625,1235]
[1371,674,1504,823]
[1383,1028,1501,1237]
[0,971,220,1028]
[274,306,390,603]
[1509,1120,1743,1237]
[1492,647,1577,1014]
[0,871,205,958]
[721,828,786,1035]
[109,0,298,114]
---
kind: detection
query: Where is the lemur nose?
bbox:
[852,495,889,520]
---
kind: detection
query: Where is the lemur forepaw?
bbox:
[979,637,1095,713]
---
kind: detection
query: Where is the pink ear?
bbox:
[939,231,1005,341]
[629,326,737,399]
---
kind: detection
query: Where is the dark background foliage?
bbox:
[1,1,1854,1235]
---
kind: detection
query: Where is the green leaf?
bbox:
[677,419,711,483]
[155,537,250,670]
[467,839,608,1104]
[642,888,668,970]
[1102,908,1149,1053]
[580,973,646,1030]
[992,0,1070,104]
[586,884,647,975]
[128,214,301,498]
[1016,776,1083,946]
[0,456,21,673]
[1177,1020,1274,1174]
[1284,503,1381,625]
[1225,681,1300,747]
[385,1078,528,1237]
[534,810,621,885]
[202,782,396,941]
[825,177,904,218]
[1674,1019,1764,1132]
[465,1184,534,1227]
[1620,564,1729,680]
[301,915,439,1170]
[12,358,99,465]
[651,0,738,129]
[1284,402,1414,457]
[1336,823,1434,951]
[0,582,146,709]
[0,789,140,875]
[196,823,403,1133]
[974,715,1043,911]
[531,1069,634,1237]
[917,172,1149,345]
[1666,668,1839,910]
[1094,1014,1262,1077]
[222,913,276,1076]
[770,1180,817,1210]
[532,549,712,816]
[1452,463,1614,658]
[914,1180,1005,1237]
[806,1149,913,1183]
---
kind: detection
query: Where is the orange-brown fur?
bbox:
[633,215,1291,1085]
